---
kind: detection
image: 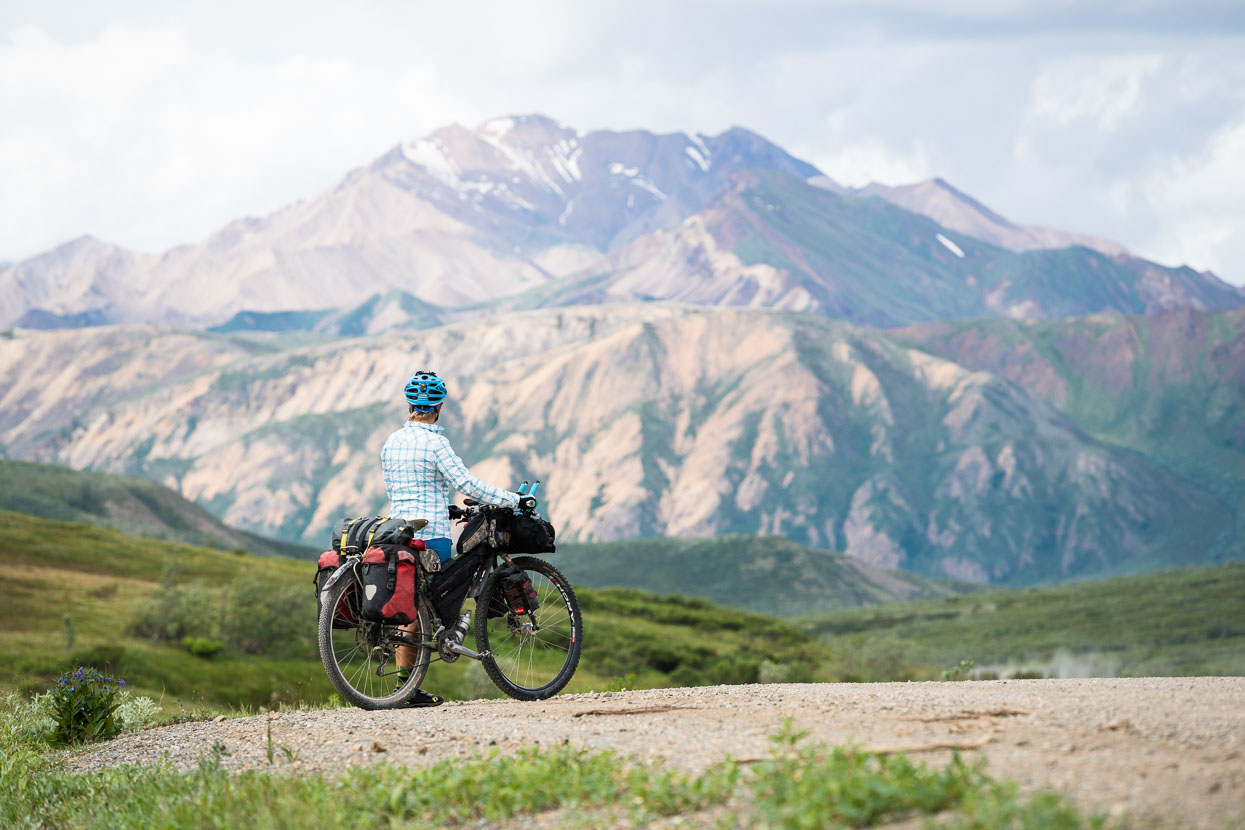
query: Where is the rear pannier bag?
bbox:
[510,513,556,553]
[359,545,418,625]
[313,550,357,629]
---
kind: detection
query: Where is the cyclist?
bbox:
[380,370,521,707]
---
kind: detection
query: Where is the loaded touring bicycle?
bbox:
[314,484,583,709]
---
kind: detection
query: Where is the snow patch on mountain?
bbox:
[685,145,711,172]
[937,233,966,258]
[401,138,461,187]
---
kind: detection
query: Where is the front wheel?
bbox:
[475,556,583,700]
[317,567,432,710]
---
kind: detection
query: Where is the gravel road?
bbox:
[64,678,1244,827]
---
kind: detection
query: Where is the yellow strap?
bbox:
[342,517,363,550]
[366,516,390,550]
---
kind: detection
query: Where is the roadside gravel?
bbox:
[63,678,1245,828]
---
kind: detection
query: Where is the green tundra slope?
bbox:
[0,459,315,559]
[0,510,828,706]
[799,562,1245,680]
[556,534,971,617]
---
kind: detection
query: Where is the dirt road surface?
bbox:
[66,678,1244,827]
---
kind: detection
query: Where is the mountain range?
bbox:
[2,115,1240,332]
[1,114,1241,590]
[2,304,1239,586]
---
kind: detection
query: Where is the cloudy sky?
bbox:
[2,0,1243,283]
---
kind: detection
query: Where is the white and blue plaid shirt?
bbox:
[381,421,519,540]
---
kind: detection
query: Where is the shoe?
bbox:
[400,688,444,708]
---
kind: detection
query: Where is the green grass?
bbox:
[0,459,314,559]
[799,562,1245,679]
[0,711,1101,829]
[0,510,838,709]
[557,534,968,617]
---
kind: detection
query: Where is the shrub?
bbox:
[48,666,124,745]
[86,582,120,599]
[130,581,216,643]
[114,691,162,732]
[1,692,56,743]
[219,577,313,657]
[62,613,76,652]
[461,662,503,700]
[181,636,225,659]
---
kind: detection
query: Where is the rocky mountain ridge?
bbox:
[4,115,1240,331]
[1,304,1237,586]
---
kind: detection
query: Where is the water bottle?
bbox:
[450,611,471,644]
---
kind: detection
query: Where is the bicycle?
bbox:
[316,487,583,710]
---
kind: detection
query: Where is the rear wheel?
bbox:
[317,567,431,710]
[475,556,583,700]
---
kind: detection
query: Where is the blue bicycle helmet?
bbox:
[404,370,447,411]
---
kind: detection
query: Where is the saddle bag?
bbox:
[358,545,419,625]
[313,550,357,629]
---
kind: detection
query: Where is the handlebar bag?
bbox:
[511,514,556,553]
[456,511,510,556]
[313,550,357,629]
[358,545,418,625]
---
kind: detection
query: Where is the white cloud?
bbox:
[1022,53,1164,140]
[814,140,933,188]
[1135,121,1245,277]
[0,24,449,256]
[0,6,1242,288]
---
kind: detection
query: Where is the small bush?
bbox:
[62,613,76,652]
[86,582,120,599]
[130,581,216,644]
[603,673,638,692]
[1,692,56,743]
[757,660,792,684]
[114,692,162,732]
[219,577,313,657]
[460,662,503,700]
[181,636,225,659]
[48,666,125,745]
[1008,669,1046,680]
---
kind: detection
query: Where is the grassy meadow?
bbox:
[4,506,1243,714]
[0,510,831,710]
[799,562,1245,680]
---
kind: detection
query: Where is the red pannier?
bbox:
[359,545,419,625]
[314,550,358,629]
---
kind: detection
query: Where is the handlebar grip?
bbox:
[447,505,463,520]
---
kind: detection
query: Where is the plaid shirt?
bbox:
[381,421,518,540]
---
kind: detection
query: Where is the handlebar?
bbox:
[447,482,543,521]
